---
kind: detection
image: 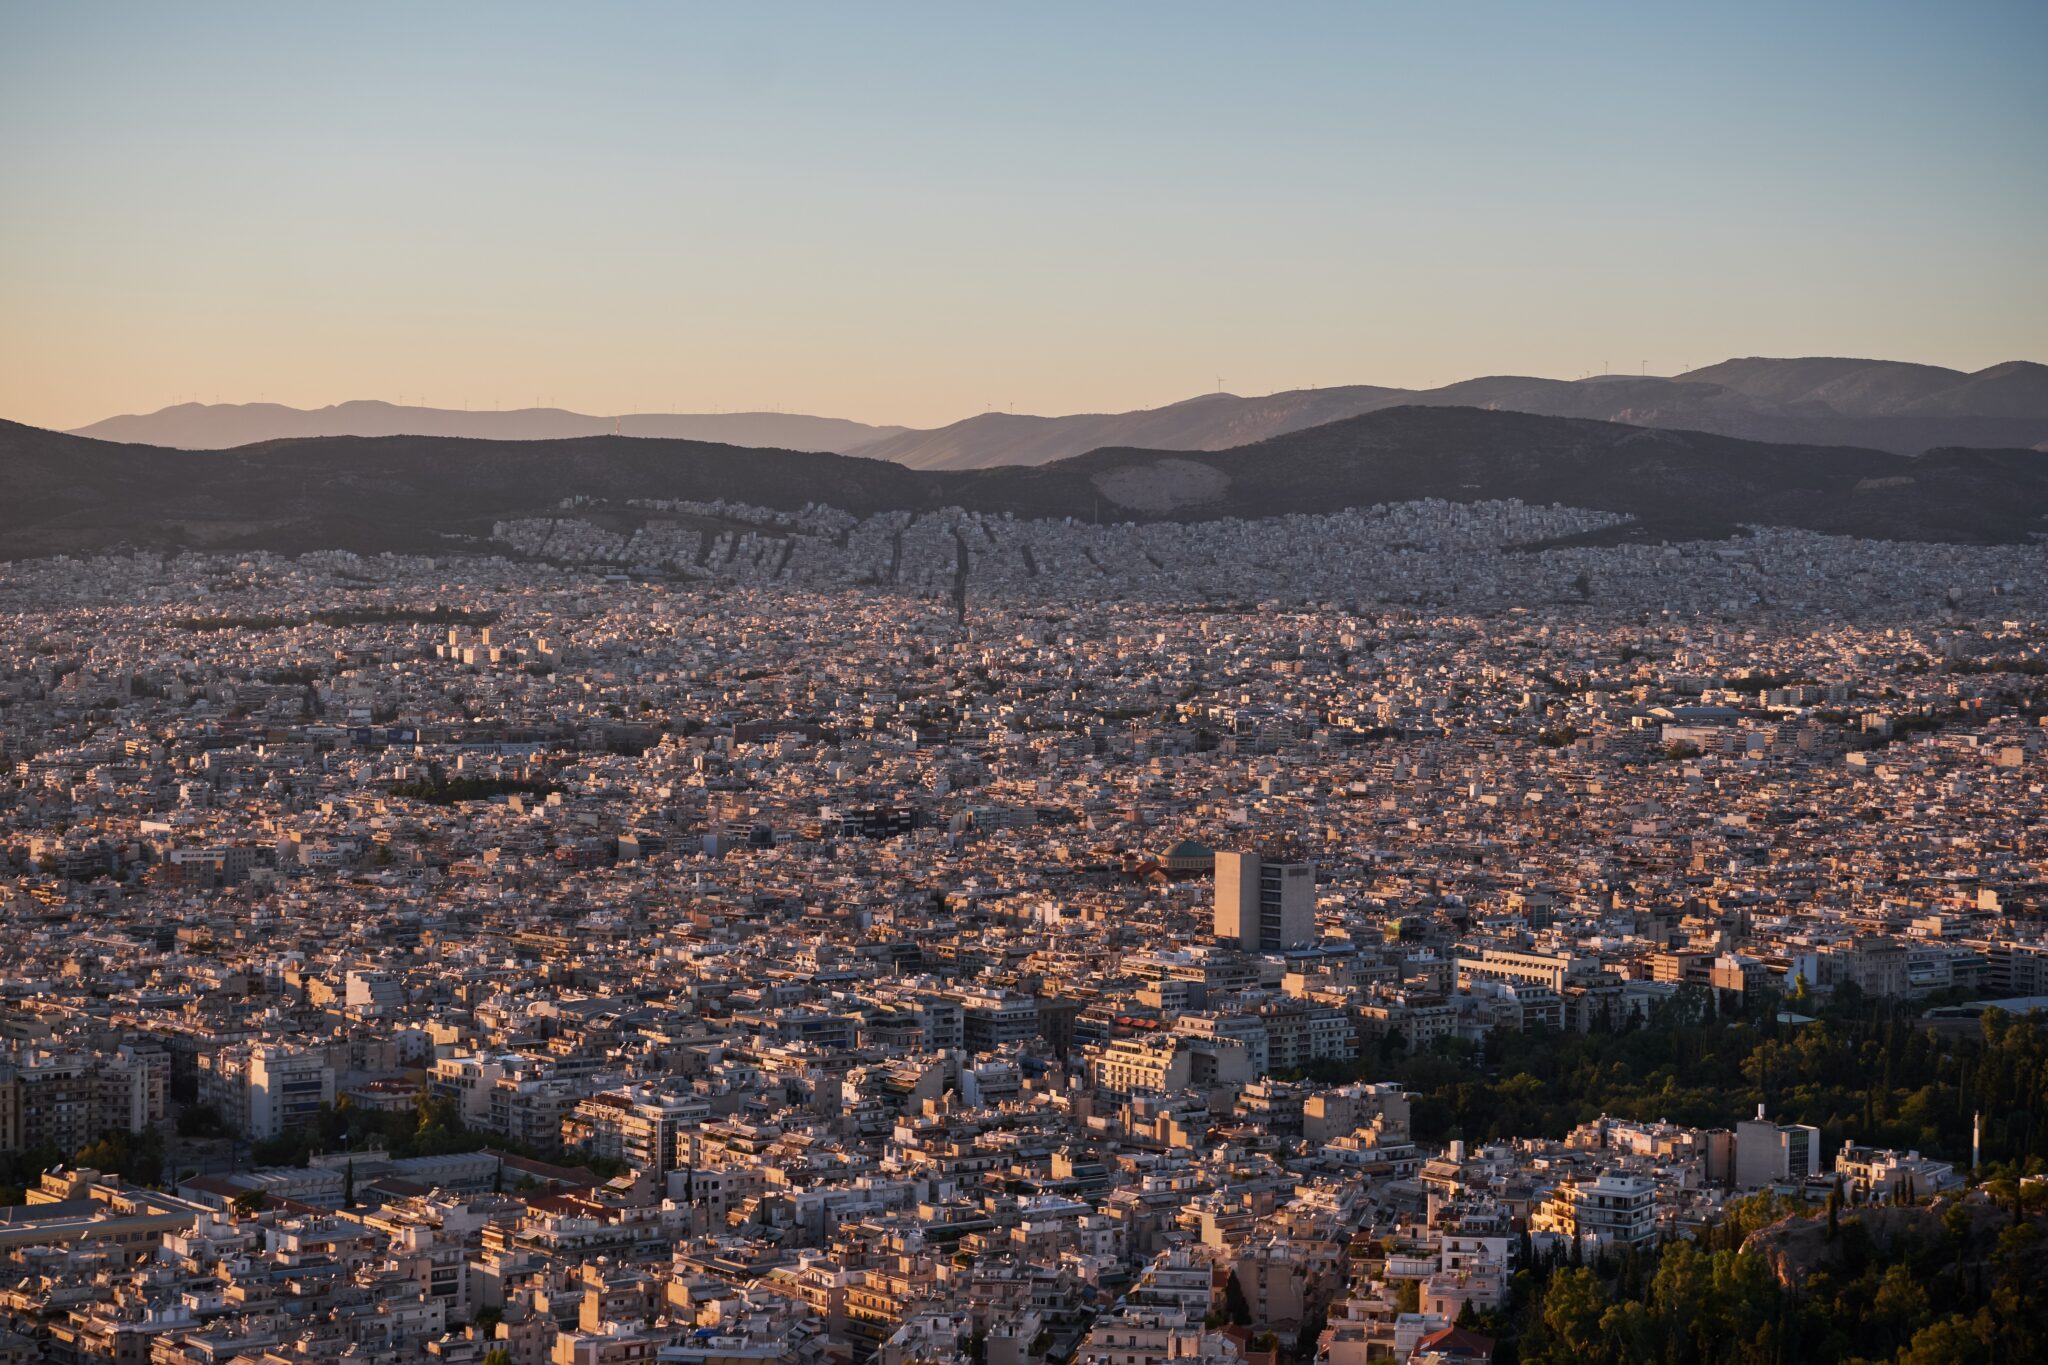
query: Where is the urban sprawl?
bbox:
[0,499,2045,1365]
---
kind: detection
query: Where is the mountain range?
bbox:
[6,403,2044,561]
[70,400,904,454]
[858,359,2048,469]
[68,357,2048,464]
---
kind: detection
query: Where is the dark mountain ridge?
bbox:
[3,406,2043,560]
[850,360,2048,469]
[912,407,2043,547]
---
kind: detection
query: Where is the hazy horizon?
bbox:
[5,0,2046,432]
[53,353,2048,438]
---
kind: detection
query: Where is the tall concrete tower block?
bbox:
[1214,850,1315,951]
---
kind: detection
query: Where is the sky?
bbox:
[3,1,2045,432]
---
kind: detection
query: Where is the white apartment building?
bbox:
[1530,1171,1657,1252]
[247,1046,336,1140]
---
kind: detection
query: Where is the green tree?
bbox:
[1223,1269,1251,1325]
[1897,1311,1994,1365]
[1595,1301,1656,1363]
[1648,1240,1715,1361]
[176,1104,225,1138]
[1538,1267,1608,1363]
[1706,1249,1780,1352]
[1870,1263,1932,1355]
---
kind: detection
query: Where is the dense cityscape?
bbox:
[9,0,2045,1360]
[0,502,2041,1365]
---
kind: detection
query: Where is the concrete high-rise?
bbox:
[1214,851,1315,951]
[1734,1105,1821,1191]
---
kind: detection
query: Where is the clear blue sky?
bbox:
[3,0,2044,429]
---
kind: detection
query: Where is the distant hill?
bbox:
[70,399,904,453]
[71,358,2048,466]
[850,359,2048,469]
[1882,360,2048,421]
[1673,357,1971,412]
[961,406,2048,544]
[1674,357,2048,419]
[5,406,2044,559]
[849,386,1410,469]
[0,420,937,561]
